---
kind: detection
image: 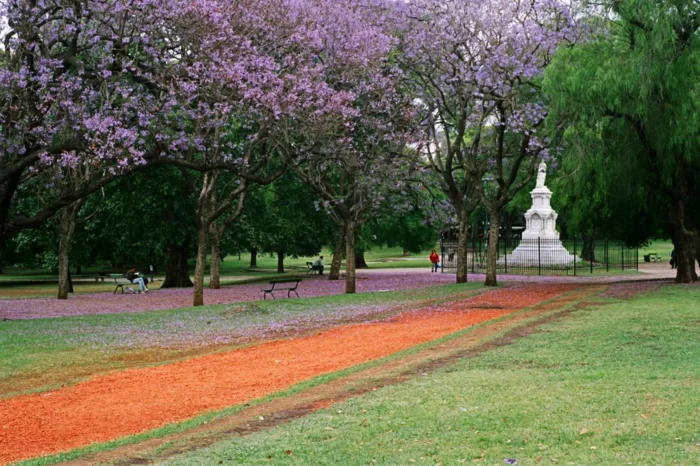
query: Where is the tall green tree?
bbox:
[87,167,199,287]
[248,176,333,273]
[545,0,700,282]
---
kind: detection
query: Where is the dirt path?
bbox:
[66,285,606,466]
[0,284,577,464]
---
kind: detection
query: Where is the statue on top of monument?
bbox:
[535,160,547,188]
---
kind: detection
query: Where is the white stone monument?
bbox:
[498,162,578,266]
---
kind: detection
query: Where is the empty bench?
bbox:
[261,278,302,300]
[643,253,662,263]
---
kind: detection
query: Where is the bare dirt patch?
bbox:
[600,279,669,299]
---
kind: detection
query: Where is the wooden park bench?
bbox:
[261,278,302,300]
[643,253,662,263]
[93,272,107,282]
[110,273,137,294]
[306,261,320,275]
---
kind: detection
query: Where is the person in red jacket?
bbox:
[429,249,440,272]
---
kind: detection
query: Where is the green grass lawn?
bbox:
[161,285,700,466]
[638,240,674,262]
[218,246,429,274]
[0,246,430,298]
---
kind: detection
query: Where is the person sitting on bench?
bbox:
[312,256,324,275]
[126,268,149,293]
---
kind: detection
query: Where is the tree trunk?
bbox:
[402,246,409,257]
[671,224,698,283]
[0,171,21,274]
[193,171,218,307]
[668,181,698,283]
[250,247,258,268]
[192,221,209,306]
[76,264,82,275]
[57,233,72,300]
[57,203,80,300]
[456,217,469,284]
[277,249,285,273]
[209,228,222,290]
[345,220,357,294]
[67,268,74,293]
[329,224,345,280]
[162,242,193,288]
[581,237,596,262]
[355,249,369,269]
[484,211,501,287]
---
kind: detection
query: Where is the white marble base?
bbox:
[497,239,579,266]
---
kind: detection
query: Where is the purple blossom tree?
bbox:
[394,0,578,286]
[0,0,393,305]
[279,50,417,292]
[180,0,411,305]
[260,0,419,294]
[0,0,210,264]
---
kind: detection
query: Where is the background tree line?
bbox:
[2,0,699,305]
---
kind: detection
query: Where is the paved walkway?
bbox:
[1,263,696,321]
[362,262,692,282]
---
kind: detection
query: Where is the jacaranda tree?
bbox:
[393,0,579,286]
[277,0,417,294]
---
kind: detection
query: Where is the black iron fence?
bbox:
[439,237,638,276]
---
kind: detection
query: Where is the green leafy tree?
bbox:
[87,167,199,287]
[371,208,437,257]
[249,176,333,273]
[545,0,700,282]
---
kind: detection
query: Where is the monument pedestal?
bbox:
[499,186,578,266]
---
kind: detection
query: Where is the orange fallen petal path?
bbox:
[0,284,576,464]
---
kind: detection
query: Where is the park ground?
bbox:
[0,242,698,465]
[0,241,680,299]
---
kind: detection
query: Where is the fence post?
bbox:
[472,240,476,274]
[441,246,444,274]
[621,244,625,271]
[573,237,577,276]
[538,237,541,276]
[605,240,609,273]
[465,239,469,280]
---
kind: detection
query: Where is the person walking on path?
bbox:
[429,249,440,273]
